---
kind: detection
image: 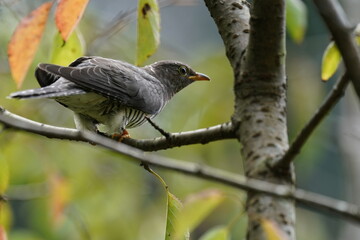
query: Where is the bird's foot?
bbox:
[111,129,130,142]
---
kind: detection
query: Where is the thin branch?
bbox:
[122,121,235,151]
[0,0,21,22]
[87,0,197,54]
[145,117,171,139]
[275,73,350,168]
[0,107,235,150]
[1,108,360,224]
[313,0,360,99]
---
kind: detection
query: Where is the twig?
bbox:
[1,108,360,223]
[87,0,197,54]
[122,122,235,151]
[275,73,350,168]
[313,0,360,100]
[0,0,21,22]
[145,116,171,139]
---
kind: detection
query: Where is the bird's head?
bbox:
[145,60,210,95]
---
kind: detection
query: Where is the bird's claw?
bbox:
[111,129,130,142]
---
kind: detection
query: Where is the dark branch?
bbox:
[313,0,360,100]
[122,122,235,151]
[145,117,171,139]
[0,107,235,150]
[275,73,350,168]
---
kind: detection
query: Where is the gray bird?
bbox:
[9,56,210,137]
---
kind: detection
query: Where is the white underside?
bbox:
[55,92,128,134]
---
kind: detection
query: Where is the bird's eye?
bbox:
[178,66,188,76]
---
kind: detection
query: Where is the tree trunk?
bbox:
[204,0,296,239]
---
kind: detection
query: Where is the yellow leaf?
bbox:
[50,30,85,66]
[55,0,89,41]
[7,2,52,88]
[261,218,289,240]
[321,41,341,81]
[136,0,160,66]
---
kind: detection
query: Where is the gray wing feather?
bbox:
[38,57,164,114]
[9,79,86,99]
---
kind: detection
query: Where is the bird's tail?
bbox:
[8,86,84,99]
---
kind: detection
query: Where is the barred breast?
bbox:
[124,108,149,128]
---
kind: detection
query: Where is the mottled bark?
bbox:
[204,0,295,239]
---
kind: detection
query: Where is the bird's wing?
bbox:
[38,57,164,114]
[35,57,92,87]
[35,65,60,87]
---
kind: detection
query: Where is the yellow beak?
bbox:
[189,72,210,81]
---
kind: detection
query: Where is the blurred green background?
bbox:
[0,0,359,239]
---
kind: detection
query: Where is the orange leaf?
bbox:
[55,0,89,41]
[0,226,7,240]
[50,174,71,225]
[7,2,53,89]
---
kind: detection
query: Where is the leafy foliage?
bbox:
[2,0,340,239]
[7,0,89,88]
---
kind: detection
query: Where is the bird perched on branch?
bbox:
[9,56,210,138]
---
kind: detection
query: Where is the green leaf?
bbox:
[0,154,9,195]
[199,226,230,240]
[136,0,160,66]
[321,41,342,81]
[165,192,189,240]
[143,166,189,240]
[50,30,85,66]
[174,189,225,240]
[286,0,307,44]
